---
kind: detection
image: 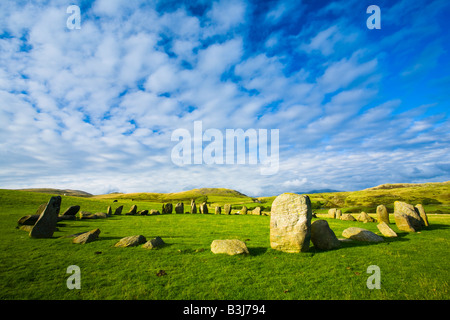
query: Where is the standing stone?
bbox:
[211,239,249,255]
[114,205,123,215]
[336,209,342,219]
[190,200,197,214]
[252,207,262,215]
[270,193,312,253]
[377,222,397,238]
[215,206,221,215]
[29,196,61,238]
[72,228,101,244]
[342,227,384,242]
[224,204,232,215]
[61,205,80,216]
[328,208,337,219]
[376,205,390,224]
[241,206,248,215]
[126,205,137,215]
[311,220,341,250]
[200,202,208,214]
[414,204,429,227]
[106,206,112,216]
[162,203,173,214]
[394,201,422,232]
[175,203,184,214]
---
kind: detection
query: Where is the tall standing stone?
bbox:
[200,202,208,214]
[224,204,231,215]
[376,205,390,224]
[190,200,197,214]
[162,203,173,214]
[30,196,61,238]
[215,206,221,215]
[394,201,422,232]
[114,205,123,215]
[270,193,312,253]
[335,209,342,219]
[414,204,429,227]
[175,203,184,214]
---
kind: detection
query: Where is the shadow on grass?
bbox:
[248,247,269,256]
[424,223,449,231]
[310,232,411,253]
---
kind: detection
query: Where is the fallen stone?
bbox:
[342,227,384,242]
[61,205,80,216]
[311,220,341,250]
[114,235,147,247]
[18,214,40,226]
[93,212,108,219]
[340,213,357,221]
[138,210,149,215]
[72,228,101,244]
[377,222,397,238]
[211,239,249,255]
[142,236,165,249]
[149,209,160,215]
[270,193,312,253]
[357,212,376,223]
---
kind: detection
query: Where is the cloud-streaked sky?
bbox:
[1,0,449,196]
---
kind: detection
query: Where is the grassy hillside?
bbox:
[258,181,450,214]
[0,188,449,300]
[6,181,450,214]
[16,188,93,197]
[92,188,256,206]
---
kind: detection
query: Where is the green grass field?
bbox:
[0,189,449,300]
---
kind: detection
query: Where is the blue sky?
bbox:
[0,0,449,196]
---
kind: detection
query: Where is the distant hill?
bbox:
[16,188,93,197]
[93,188,253,204]
[364,181,450,191]
[297,189,342,194]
